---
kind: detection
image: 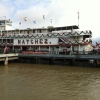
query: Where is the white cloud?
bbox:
[0,0,100,40]
[0,3,14,19]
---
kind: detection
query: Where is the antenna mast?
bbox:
[77,10,79,27]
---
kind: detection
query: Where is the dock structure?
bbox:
[18,53,100,60]
[0,53,18,65]
[0,52,100,67]
[18,53,100,67]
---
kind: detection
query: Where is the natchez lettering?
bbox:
[18,39,49,44]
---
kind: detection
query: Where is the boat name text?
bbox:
[18,39,50,44]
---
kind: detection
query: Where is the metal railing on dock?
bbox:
[22,50,99,55]
[0,49,22,54]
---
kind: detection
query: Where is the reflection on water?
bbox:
[0,63,100,100]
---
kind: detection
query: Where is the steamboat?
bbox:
[0,19,93,54]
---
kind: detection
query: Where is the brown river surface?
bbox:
[0,62,100,100]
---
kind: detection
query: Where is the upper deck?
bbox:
[0,25,92,39]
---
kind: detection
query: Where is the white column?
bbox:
[30,46,31,50]
[5,57,8,65]
[49,46,50,52]
[70,45,72,55]
[13,46,14,50]
[39,46,40,51]
[70,45,72,51]
[79,45,80,51]
[49,46,50,54]
[59,46,60,52]
[20,46,22,50]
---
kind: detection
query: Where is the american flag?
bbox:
[3,16,6,19]
[19,22,21,25]
[33,21,36,24]
[43,15,45,19]
[50,19,52,23]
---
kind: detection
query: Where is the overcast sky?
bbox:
[0,0,100,42]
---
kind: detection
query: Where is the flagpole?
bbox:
[44,19,45,28]
[77,10,79,27]
[44,17,45,28]
[19,22,21,35]
[50,19,52,26]
[43,15,45,28]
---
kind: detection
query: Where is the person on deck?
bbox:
[4,46,8,54]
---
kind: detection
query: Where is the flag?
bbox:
[3,16,6,19]
[43,15,45,19]
[19,22,21,25]
[96,42,99,47]
[50,19,52,23]
[24,17,27,21]
[77,10,79,19]
[33,21,36,24]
